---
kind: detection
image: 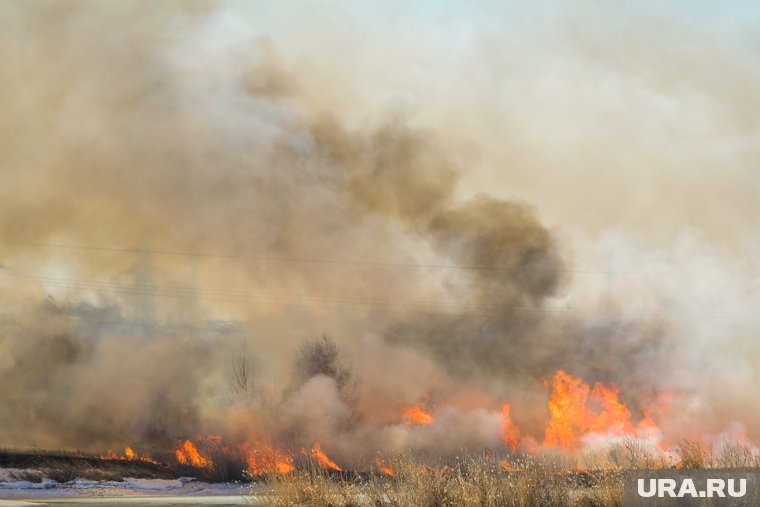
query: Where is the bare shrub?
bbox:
[291,334,357,403]
[229,341,257,401]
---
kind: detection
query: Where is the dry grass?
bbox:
[259,455,624,507]
[715,441,760,468]
[583,436,669,470]
[175,444,250,483]
[3,438,759,504]
[256,441,760,507]
[0,449,174,483]
[676,440,712,469]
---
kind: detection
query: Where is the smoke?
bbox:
[0,0,758,462]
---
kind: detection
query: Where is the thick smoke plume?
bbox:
[1,1,758,464]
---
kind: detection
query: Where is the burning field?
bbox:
[2,369,757,505]
[3,1,760,505]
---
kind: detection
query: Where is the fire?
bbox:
[638,411,659,434]
[499,459,519,472]
[311,443,342,471]
[175,440,213,469]
[99,447,159,465]
[375,456,395,476]
[403,405,433,426]
[543,370,592,450]
[543,370,656,451]
[244,444,294,476]
[100,371,681,475]
[501,403,520,450]
[588,382,633,434]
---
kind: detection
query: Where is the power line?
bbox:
[0,239,749,279]
[0,240,638,276]
[2,271,760,323]
[0,271,574,314]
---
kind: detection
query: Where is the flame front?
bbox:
[501,404,519,451]
[375,456,395,476]
[311,443,342,471]
[543,370,645,451]
[588,382,634,435]
[175,440,213,469]
[403,405,433,426]
[99,447,158,465]
[499,459,519,472]
[543,370,592,450]
[244,444,294,476]
[93,371,682,474]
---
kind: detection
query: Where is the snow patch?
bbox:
[0,479,56,490]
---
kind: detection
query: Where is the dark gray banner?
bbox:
[625,469,760,506]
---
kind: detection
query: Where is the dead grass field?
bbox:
[0,449,175,482]
[2,439,758,506]
[259,458,623,507]
[257,440,760,507]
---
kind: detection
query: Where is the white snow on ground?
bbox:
[0,480,56,491]
[0,469,253,499]
[64,478,186,491]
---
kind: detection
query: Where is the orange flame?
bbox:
[375,456,395,476]
[543,370,591,450]
[588,382,633,434]
[403,405,433,426]
[245,444,294,476]
[543,370,636,451]
[175,440,213,469]
[311,443,342,471]
[499,459,519,472]
[99,447,159,465]
[501,404,520,450]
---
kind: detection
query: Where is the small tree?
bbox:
[229,341,255,401]
[291,334,355,401]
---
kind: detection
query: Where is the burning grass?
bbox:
[2,369,759,498]
[3,439,760,506]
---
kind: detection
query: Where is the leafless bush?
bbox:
[291,334,357,403]
[229,341,257,402]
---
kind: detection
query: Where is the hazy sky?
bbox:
[223,0,760,247]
